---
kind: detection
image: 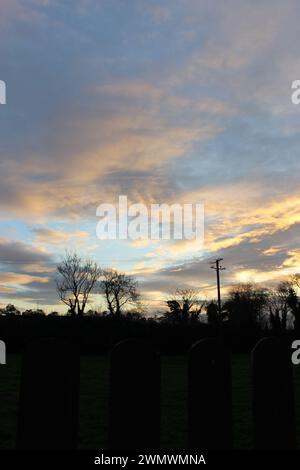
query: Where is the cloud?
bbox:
[0,238,56,304]
[0,105,220,221]
[0,0,50,31]
[0,272,50,285]
[0,238,53,266]
[32,227,89,244]
[145,5,172,23]
[1,0,300,310]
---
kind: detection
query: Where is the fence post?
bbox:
[188,338,232,449]
[109,338,160,450]
[252,337,296,449]
[16,338,80,450]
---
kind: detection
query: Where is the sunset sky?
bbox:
[1,0,300,313]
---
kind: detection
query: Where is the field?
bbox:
[0,354,299,449]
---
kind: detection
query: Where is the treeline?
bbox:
[1,252,300,353]
[0,307,297,355]
[52,252,300,335]
[0,313,271,354]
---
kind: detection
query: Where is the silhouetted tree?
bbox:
[100,269,140,316]
[48,311,59,316]
[164,289,205,323]
[268,282,292,332]
[22,308,46,317]
[124,310,143,321]
[224,283,268,331]
[206,301,219,325]
[0,304,21,316]
[56,252,101,316]
[285,275,300,331]
[85,309,99,316]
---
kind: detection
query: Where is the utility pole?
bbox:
[210,258,226,319]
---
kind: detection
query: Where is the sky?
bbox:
[1,0,300,313]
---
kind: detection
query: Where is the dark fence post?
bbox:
[109,338,160,450]
[16,338,80,450]
[252,337,296,449]
[188,338,232,449]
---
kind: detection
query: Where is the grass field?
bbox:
[0,354,299,449]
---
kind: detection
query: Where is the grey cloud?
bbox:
[0,239,54,267]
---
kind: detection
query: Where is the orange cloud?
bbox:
[33,228,89,245]
[0,272,49,285]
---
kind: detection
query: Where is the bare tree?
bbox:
[286,275,300,331]
[56,252,102,316]
[100,269,140,316]
[291,273,300,288]
[268,282,291,331]
[164,288,205,323]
